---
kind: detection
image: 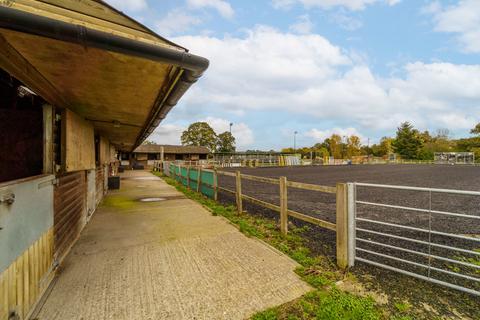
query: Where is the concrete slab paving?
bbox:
[35,170,311,320]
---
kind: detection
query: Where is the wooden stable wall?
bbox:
[54,171,87,263]
[99,136,110,165]
[95,166,104,206]
[0,228,54,320]
[64,109,95,172]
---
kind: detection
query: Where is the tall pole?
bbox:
[229,122,233,134]
[294,131,298,153]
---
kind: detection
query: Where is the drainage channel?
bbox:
[137,195,187,202]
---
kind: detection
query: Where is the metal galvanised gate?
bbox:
[352,183,480,296]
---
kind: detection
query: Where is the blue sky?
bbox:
[107,0,480,150]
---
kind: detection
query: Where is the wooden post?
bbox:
[43,104,54,174]
[186,166,190,188]
[280,176,288,235]
[336,183,349,269]
[213,168,218,201]
[196,168,201,193]
[235,171,243,214]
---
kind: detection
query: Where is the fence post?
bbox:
[336,182,349,269]
[187,166,190,189]
[197,168,201,193]
[347,183,356,267]
[280,176,288,236]
[235,171,243,214]
[213,168,218,201]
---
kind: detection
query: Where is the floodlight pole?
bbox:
[294,131,298,153]
[229,122,233,134]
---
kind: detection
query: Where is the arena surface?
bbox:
[217,164,480,298]
[219,164,480,229]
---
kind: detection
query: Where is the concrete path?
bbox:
[35,171,311,320]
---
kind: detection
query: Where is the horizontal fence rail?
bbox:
[216,169,337,232]
[353,182,480,297]
[166,164,339,246]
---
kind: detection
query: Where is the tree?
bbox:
[324,134,342,159]
[346,135,362,158]
[470,123,480,135]
[142,140,156,145]
[376,137,394,156]
[419,130,432,144]
[181,122,217,151]
[314,147,330,159]
[216,131,236,153]
[392,122,424,159]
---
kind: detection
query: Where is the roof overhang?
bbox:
[0,1,208,152]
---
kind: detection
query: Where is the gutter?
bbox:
[0,6,209,150]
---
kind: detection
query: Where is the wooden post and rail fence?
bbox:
[164,163,354,269]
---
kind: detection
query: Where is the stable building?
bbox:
[0,2,208,319]
[128,144,210,167]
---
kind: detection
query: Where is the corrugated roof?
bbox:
[134,144,210,154]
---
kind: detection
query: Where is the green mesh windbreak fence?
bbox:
[169,163,215,199]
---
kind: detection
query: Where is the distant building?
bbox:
[125,144,210,168]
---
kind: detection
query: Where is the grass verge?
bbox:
[153,171,424,320]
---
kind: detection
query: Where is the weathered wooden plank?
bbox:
[15,253,24,319]
[241,194,281,213]
[28,245,35,306]
[7,263,16,318]
[216,170,235,177]
[336,183,348,269]
[280,177,288,235]
[286,181,336,194]
[217,186,235,194]
[41,233,47,278]
[235,171,243,215]
[64,110,95,172]
[23,249,30,316]
[34,240,40,300]
[1,269,8,320]
[43,105,54,175]
[196,169,201,193]
[241,174,279,185]
[213,169,218,201]
[287,210,336,231]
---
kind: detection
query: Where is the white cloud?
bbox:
[187,0,234,18]
[272,0,400,11]
[329,9,363,30]
[201,117,254,148]
[105,0,147,12]
[155,9,202,36]
[149,124,184,145]
[173,26,480,138]
[289,15,314,34]
[425,0,480,53]
[306,127,367,143]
